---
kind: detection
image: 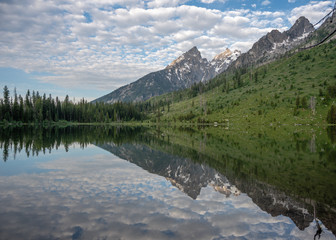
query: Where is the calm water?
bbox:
[0,125,335,240]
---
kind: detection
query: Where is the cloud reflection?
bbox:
[0,145,335,240]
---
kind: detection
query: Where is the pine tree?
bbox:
[19,95,24,121]
[13,88,19,121]
[24,90,32,122]
[3,86,11,121]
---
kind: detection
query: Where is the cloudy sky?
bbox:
[0,0,333,101]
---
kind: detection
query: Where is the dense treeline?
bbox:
[0,86,144,123]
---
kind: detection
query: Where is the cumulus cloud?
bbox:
[0,0,317,93]
[147,0,189,8]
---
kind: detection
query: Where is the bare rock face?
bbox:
[287,16,315,40]
[164,46,213,88]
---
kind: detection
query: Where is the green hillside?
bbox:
[146,39,336,127]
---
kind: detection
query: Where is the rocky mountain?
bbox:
[211,48,241,75]
[93,47,240,103]
[94,16,315,104]
[229,16,314,70]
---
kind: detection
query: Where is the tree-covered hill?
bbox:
[145,39,336,126]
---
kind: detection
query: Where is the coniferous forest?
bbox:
[0,86,144,123]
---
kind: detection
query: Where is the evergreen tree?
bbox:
[3,86,11,121]
[13,88,20,121]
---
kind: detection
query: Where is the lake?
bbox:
[0,125,335,240]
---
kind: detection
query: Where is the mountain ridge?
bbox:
[94,16,314,104]
[93,46,240,103]
[229,16,314,70]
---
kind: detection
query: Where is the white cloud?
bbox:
[288,0,296,3]
[147,0,188,8]
[252,4,257,8]
[231,41,254,52]
[0,0,303,93]
[261,0,271,6]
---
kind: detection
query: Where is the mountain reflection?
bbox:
[98,142,241,200]
[0,125,336,239]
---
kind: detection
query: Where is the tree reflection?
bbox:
[0,125,145,162]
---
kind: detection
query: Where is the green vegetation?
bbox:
[145,40,336,127]
[144,125,336,209]
[0,87,144,124]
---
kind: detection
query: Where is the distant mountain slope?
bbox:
[229,16,314,70]
[93,47,240,103]
[304,9,336,47]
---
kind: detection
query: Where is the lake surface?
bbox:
[0,125,335,240]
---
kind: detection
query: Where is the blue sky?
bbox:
[0,0,333,101]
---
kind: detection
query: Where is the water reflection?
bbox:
[98,142,241,200]
[0,125,335,240]
[0,125,143,161]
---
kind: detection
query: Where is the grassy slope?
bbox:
[149,40,336,126]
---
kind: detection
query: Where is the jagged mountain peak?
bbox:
[266,30,283,41]
[287,16,314,40]
[211,48,241,74]
[186,46,201,56]
[213,48,232,61]
[166,46,203,69]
